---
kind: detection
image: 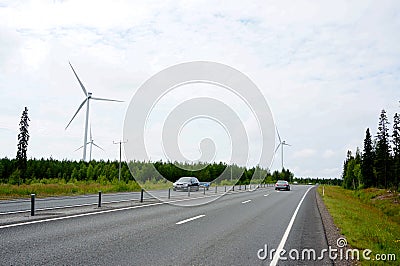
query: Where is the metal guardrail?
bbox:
[2,184,275,216]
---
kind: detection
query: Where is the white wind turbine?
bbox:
[66,62,123,161]
[75,126,104,161]
[274,127,291,170]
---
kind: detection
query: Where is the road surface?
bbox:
[0,185,332,265]
[0,185,264,214]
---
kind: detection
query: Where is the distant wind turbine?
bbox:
[65,62,123,161]
[274,127,291,170]
[75,126,104,161]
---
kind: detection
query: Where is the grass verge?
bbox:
[0,180,143,199]
[318,186,399,265]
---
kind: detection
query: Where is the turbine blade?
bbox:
[274,143,281,154]
[91,97,124,103]
[90,125,92,140]
[74,145,84,151]
[276,126,282,143]
[92,142,104,151]
[69,62,88,96]
[65,99,87,130]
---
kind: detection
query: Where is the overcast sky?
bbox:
[1,0,399,179]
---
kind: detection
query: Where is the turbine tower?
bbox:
[66,62,123,161]
[75,126,104,161]
[275,127,291,170]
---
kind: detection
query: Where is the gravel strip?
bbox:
[316,188,358,265]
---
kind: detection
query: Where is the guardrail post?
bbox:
[215,186,217,193]
[31,194,35,216]
[188,186,191,197]
[203,187,206,195]
[98,191,102,207]
[140,188,144,202]
[225,186,226,192]
[168,188,171,199]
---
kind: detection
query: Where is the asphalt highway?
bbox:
[0,185,264,214]
[0,185,332,265]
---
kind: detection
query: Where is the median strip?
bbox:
[176,214,205,225]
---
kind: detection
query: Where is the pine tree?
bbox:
[16,107,30,184]
[342,150,354,189]
[361,128,375,188]
[392,113,400,190]
[375,109,391,188]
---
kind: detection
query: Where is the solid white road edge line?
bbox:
[270,186,313,266]
[0,187,270,228]
[176,214,206,225]
[241,200,252,204]
[0,195,212,230]
[0,186,257,215]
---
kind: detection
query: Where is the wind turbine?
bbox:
[65,62,123,161]
[274,127,291,170]
[75,126,104,161]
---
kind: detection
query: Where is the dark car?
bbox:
[275,180,290,191]
[173,177,200,191]
[199,182,210,190]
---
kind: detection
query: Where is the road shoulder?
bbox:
[316,189,355,266]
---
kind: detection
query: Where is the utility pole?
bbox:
[113,140,128,182]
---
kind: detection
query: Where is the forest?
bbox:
[342,109,400,190]
[0,157,297,186]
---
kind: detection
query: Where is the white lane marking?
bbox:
[264,194,270,197]
[0,187,271,228]
[270,186,313,266]
[241,200,252,204]
[0,195,212,230]
[0,187,252,215]
[176,214,205,225]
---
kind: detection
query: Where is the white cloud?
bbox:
[0,0,399,179]
[292,148,317,159]
[323,149,335,159]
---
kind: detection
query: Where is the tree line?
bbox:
[3,106,300,186]
[0,157,297,185]
[342,109,400,190]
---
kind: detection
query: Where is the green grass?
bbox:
[318,186,400,265]
[137,179,173,191]
[0,180,142,199]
